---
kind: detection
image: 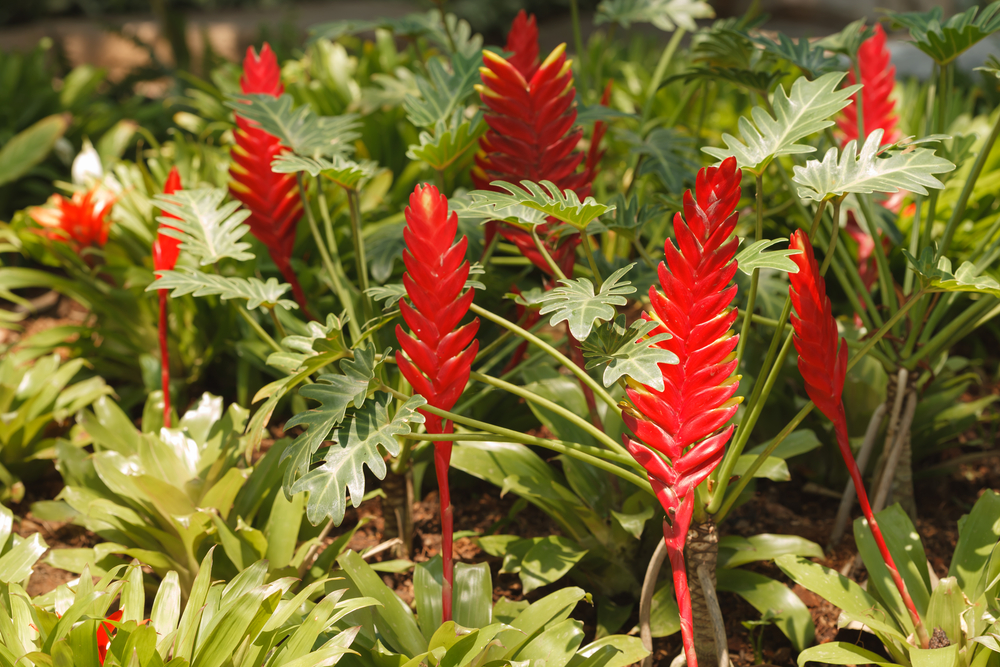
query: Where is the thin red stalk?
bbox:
[668,545,697,667]
[158,290,171,428]
[435,422,455,621]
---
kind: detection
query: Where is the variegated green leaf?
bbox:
[536,264,637,341]
[226,94,360,158]
[153,188,254,265]
[596,0,715,32]
[581,316,678,390]
[904,248,1000,298]
[735,238,801,274]
[469,180,615,231]
[147,269,297,311]
[271,154,378,191]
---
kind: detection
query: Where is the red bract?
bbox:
[620,157,744,667]
[788,230,928,647]
[30,188,115,251]
[154,167,183,428]
[474,23,593,276]
[504,10,539,81]
[838,24,900,146]
[229,43,312,317]
[395,183,479,622]
[96,611,150,665]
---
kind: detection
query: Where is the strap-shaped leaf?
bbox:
[904,248,1000,298]
[671,66,782,97]
[749,33,839,77]
[148,269,297,311]
[226,94,361,158]
[469,180,615,231]
[282,344,385,489]
[588,194,665,239]
[703,72,859,173]
[581,317,679,390]
[154,188,253,265]
[271,154,378,191]
[886,1,1000,65]
[291,394,426,525]
[596,0,715,32]
[735,238,801,274]
[406,112,485,171]
[792,129,955,202]
[619,127,698,194]
[536,264,638,341]
[403,51,480,128]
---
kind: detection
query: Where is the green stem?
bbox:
[819,197,842,277]
[903,195,923,295]
[236,305,281,354]
[569,0,587,91]
[904,295,997,369]
[468,302,619,412]
[857,194,897,318]
[469,370,633,461]
[936,108,1000,261]
[269,308,287,341]
[633,238,656,269]
[347,189,373,326]
[532,225,568,280]
[736,174,764,363]
[581,234,603,288]
[642,28,685,124]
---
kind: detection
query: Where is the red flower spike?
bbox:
[505,10,540,80]
[96,611,150,665]
[395,184,480,623]
[229,43,313,319]
[153,167,184,428]
[788,230,929,648]
[473,35,593,276]
[30,188,115,251]
[838,25,900,146]
[620,157,744,667]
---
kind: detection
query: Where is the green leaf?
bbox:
[747,429,822,459]
[403,51,481,128]
[950,490,1000,592]
[271,153,378,190]
[581,317,678,390]
[367,266,484,309]
[153,188,254,265]
[718,534,824,568]
[406,112,485,171]
[226,94,360,157]
[283,344,383,487]
[749,33,839,77]
[904,248,1000,298]
[588,194,665,239]
[886,1,1000,65]
[703,72,859,173]
[619,128,698,194]
[716,568,816,652]
[792,129,955,202]
[595,0,714,32]
[735,238,801,274]
[267,314,347,374]
[291,394,426,525]
[648,580,680,637]
[796,642,897,667]
[454,562,493,629]
[0,533,47,583]
[671,67,782,98]
[0,114,70,187]
[536,264,637,341]
[732,454,789,481]
[775,555,906,641]
[469,180,615,231]
[147,268,297,311]
[815,19,877,57]
[519,537,588,594]
[926,577,964,645]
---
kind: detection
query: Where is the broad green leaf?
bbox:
[716,568,816,652]
[581,317,678,390]
[747,429,821,459]
[793,129,955,202]
[596,0,714,31]
[150,570,181,645]
[671,66,782,97]
[415,556,445,639]
[406,112,485,171]
[174,548,214,661]
[519,537,588,594]
[227,94,360,157]
[588,194,665,240]
[0,113,70,187]
[469,180,615,231]
[566,635,649,667]
[732,454,789,480]
[886,1,1000,65]
[618,128,697,194]
[267,314,347,374]
[282,344,383,486]
[796,642,897,667]
[537,264,637,341]
[271,153,378,191]
[454,562,493,629]
[153,188,254,265]
[148,268,297,311]
[517,619,585,667]
[291,394,426,525]
[403,51,481,128]
[648,580,680,637]
[775,555,906,641]
[926,577,963,645]
[735,238,801,274]
[816,19,877,57]
[749,33,838,77]
[718,534,824,568]
[0,533,47,583]
[500,587,587,659]
[703,72,859,173]
[950,490,1000,592]
[905,248,1000,298]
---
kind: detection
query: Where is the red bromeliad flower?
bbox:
[620,158,744,667]
[395,184,479,622]
[229,43,312,318]
[30,188,115,252]
[838,24,900,146]
[153,167,183,427]
[474,13,607,276]
[96,610,150,665]
[788,230,929,647]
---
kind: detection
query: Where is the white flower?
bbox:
[71,139,103,185]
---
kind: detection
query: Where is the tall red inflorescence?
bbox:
[153,166,184,427]
[395,183,479,623]
[838,24,900,146]
[229,43,312,318]
[788,230,928,647]
[620,158,744,667]
[474,12,607,277]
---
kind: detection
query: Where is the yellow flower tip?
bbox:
[558,60,573,79]
[540,43,567,69]
[478,68,498,82]
[482,50,509,66]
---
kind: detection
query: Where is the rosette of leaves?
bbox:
[886,1,1000,65]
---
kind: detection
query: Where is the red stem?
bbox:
[435,421,454,622]
[666,542,698,667]
[833,414,928,647]
[158,289,172,428]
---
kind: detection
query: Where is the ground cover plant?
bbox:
[2,1,1000,666]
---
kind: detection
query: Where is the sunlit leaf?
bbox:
[596,0,715,32]
[271,154,378,191]
[537,264,637,341]
[904,248,1000,298]
[735,238,801,275]
[581,316,678,390]
[148,269,297,311]
[226,94,360,158]
[406,112,485,171]
[403,51,481,128]
[153,188,254,265]
[886,1,1000,65]
[469,180,615,231]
